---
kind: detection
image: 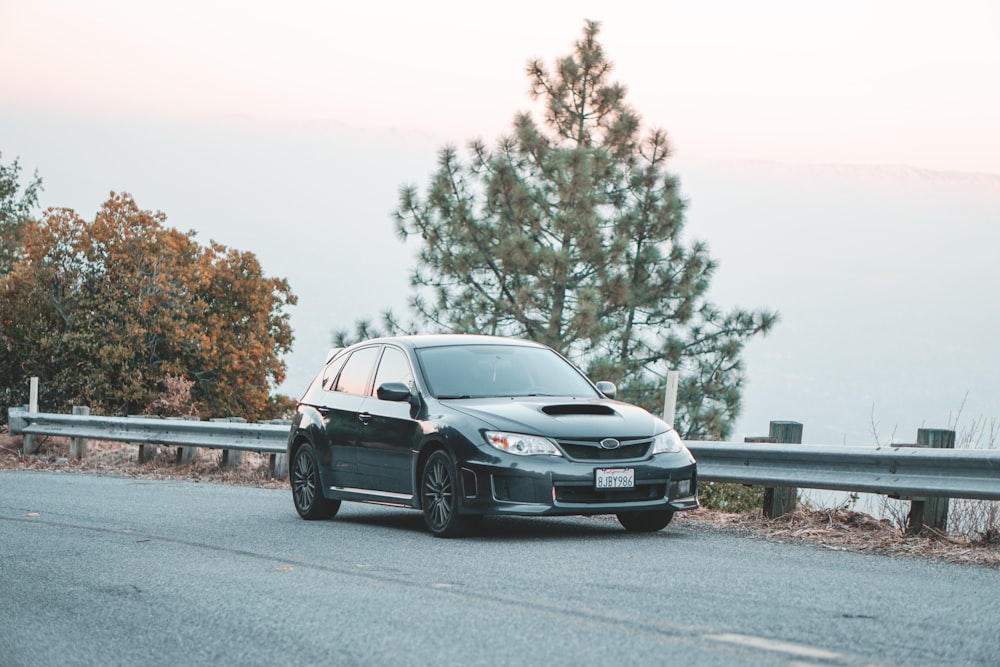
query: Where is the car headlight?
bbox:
[652,429,684,454]
[485,431,562,456]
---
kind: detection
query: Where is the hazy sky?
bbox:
[2,1,998,446]
[3,0,999,174]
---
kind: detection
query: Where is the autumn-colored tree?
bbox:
[0,192,295,419]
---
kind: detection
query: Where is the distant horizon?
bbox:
[5,106,1000,221]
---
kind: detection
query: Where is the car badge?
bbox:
[600,438,621,450]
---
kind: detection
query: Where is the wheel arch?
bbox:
[288,428,333,500]
[414,440,448,509]
[288,432,309,459]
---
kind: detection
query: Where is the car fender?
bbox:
[287,405,337,493]
[410,414,495,509]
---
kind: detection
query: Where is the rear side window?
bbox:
[372,347,414,396]
[334,346,381,395]
[321,354,349,392]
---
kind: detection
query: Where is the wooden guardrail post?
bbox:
[904,428,956,535]
[70,406,90,458]
[661,371,679,425]
[215,418,246,469]
[167,416,200,464]
[131,415,160,463]
[764,421,802,518]
[270,453,289,478]
[259,419,290,478]
[23,378,40,455]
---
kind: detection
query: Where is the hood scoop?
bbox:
[541,404,617,417]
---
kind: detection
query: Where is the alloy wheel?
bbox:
[292,448,316,512]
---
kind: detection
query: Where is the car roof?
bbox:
[353,334,547,351]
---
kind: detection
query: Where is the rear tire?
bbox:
[420,450,470,538]
[616,509,673,532]
[291,443,340,520]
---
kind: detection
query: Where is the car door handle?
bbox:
[358,412,372,425]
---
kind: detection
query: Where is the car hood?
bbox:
[440,396,661,439]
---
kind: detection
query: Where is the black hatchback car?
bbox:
[287,335,698,537]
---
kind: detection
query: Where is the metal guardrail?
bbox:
[689,441,1000,502]
[7,410,1000,502]
[9,410,288,454]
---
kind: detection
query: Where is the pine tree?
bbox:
[351,21,777,439]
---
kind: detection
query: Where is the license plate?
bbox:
[595,467,635,489]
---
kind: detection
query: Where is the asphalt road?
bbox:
[2,471,998,666]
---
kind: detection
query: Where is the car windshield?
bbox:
[416,344,600,399]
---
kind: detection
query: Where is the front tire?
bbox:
[616,509,673,532]
[291,443,340,520]
[420,450,470,538]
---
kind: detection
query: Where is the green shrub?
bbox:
[699,481,765,513]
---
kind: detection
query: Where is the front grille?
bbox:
[557,438,651,461]
[554,483,666,504]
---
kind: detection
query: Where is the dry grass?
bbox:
[676,506,1000,568]
[3,430,997,567]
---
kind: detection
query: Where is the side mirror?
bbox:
[377,382,412,402]
[596,381,616,399]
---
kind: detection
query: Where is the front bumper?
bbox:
[455,450,699,517]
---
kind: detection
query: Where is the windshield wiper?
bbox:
[437,395,473,400]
